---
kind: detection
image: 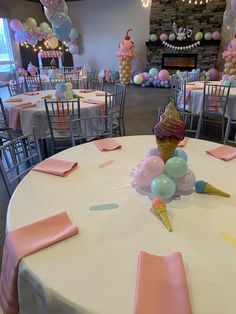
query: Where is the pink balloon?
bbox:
[160,33,168,42]
[158,69,170,81]
[143,156,165,177]
[146,148,161,158]
[231,0,236,15]
[134,169,153,189]
[212,31,221,40]
[175,169,196,193]
[10,19,23,32]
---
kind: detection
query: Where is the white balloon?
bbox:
[48,37,59,49]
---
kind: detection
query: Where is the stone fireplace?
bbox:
[146,0,226,71]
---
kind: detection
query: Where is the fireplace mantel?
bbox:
[146,40,221,47]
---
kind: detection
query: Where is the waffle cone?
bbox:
[155,204,172,232]
[156,137,180,163]
[205,183,230,197]
[119,59,132,85]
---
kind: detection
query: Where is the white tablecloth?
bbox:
[3,90,105,139]
[6,136,236,314]
[186,81,236,119]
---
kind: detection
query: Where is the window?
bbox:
[0,18,14,72]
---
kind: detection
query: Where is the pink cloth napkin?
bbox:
[79,89,94,93]
[33,158,78,176]
[178,137,189,147]
[83,99,105,115]
[9,102,36,130]
[206,145,236,161]
[95,92,106,96]
[5,98,23,102]
[134,251,192,314]
[94,138,121,151]
[0,211,79,314]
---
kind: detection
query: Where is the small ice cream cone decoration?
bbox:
[195,180,230,197]
[116,29,136,85]
[151,198,172,232]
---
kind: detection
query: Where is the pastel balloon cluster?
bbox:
[98,69,120,83]
[10,17,53,46]
[55,82,75,100]
[131,147,196,200]
[40,0,79,54]
[223,38,236,76]
[133,68,170,88]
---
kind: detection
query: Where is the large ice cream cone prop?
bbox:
[152,198,172,232]
[195,180,230,197]
[116,29,136,85]
[153,97,185,163]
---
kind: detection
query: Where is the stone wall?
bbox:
[147,0,226,70]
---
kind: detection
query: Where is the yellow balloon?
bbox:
[48,37,59,49]
[224,69,229,74]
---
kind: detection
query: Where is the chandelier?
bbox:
[141,0,151,8]
[182,0,213,4]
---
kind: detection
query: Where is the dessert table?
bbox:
[6,136,236,314]
[3,89,106,139]
[186,81,236,119]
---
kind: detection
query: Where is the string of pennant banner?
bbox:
[162,40,201,51]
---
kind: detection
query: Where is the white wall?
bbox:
[0,0,45,81]
[68,0,151,72]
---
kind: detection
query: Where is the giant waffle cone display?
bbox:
[119,58,132,85]
[156,137,180,163]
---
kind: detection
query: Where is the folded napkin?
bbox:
[95,92,106,96]
[24,92,39,96]
[9,102,36,130]
[178,137,189,147]
[94,138,121,151]
[5,98,23,102]
[206,145,236,161]
[134,251,192,314]
[83,99,105,115]
[0,211,79,314]
[79,89,94,93]
[33,158,78,176]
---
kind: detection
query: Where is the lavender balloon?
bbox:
[175,169,196,193]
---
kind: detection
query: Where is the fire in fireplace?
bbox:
[162,53,198,71]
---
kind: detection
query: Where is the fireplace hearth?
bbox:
[162,53,198,71]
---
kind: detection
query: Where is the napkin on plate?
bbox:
[9,102,36,130]
[79,89,94,93]
[178,137,189,147]
[134,251,192,314]
[94,138,121,151]
[0,211,79,314]
[5,98,23,102]
[206,145,236,161]
[33,158,78,176]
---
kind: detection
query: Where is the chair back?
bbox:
[105,91,123,135]
[49,77,65,89]
[64,72,79,89]
[86,79,104,91]
[0,129,42,196]
[44,98,80,152]
[64,66,75,74]
[174,78,187,111]
[8,82,28,96]
[202,83,231,116]
[25,76,42,92]
[87,71,96,80]
[170,75,178,97]
[69,115,112,146]
[0,98,11,143]
[187,72,200,82]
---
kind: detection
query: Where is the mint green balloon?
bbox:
[151,174,176,200]
[165,157,188,179]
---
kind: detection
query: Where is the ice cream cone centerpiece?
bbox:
[116,29,136,85]
[153,97,185,163]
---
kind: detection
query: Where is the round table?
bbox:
[3,89,105,139]
[186,81,236,119]
[7,136,236,314]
